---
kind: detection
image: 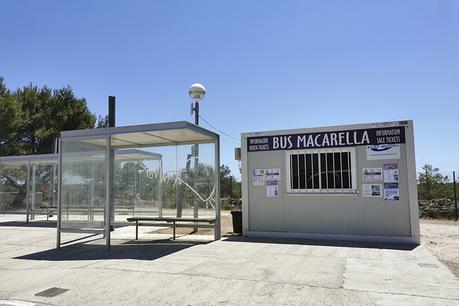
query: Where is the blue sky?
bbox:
[1,0,458,179]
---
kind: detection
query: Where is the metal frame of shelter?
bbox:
[56,121,220,250]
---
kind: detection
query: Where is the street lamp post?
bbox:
[189,83,206,229]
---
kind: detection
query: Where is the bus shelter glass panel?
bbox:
[158,143,216,219]
[60,138,107,230]
[0,163,28,213]
[114,156,162,220]
[30,161,58,211]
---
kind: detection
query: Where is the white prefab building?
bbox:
[241,120,420,244]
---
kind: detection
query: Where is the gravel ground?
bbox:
[421,218,459,278]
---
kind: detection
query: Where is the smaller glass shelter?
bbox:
[57,121,220,249]
[0,154,58,221]
[0,150,163,222]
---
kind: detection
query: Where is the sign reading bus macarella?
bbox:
[247,126,406,152]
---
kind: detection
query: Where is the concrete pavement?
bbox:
[0,215,458,305]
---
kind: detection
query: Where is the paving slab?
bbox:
[344,247,459,300]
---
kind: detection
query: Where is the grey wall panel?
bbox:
[359,145,411,237]
[364,200,411,236]
[247,151,285,232]
[283,195,323,233]
[322,196,365,235]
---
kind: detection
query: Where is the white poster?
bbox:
[363,168,383,181]
[252,168,281,186]
[383,164,399,183]
[252,169,266,186]
[265,168,281,181]
[367,144,400,160]
[384,183,400,201]
[362,184,382,197]
[266,180,279,197]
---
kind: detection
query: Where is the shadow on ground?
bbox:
[15,238,208,261]
[0,220,57,228]
[223,236,418,251]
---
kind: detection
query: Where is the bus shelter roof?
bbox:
[60,121,219,148]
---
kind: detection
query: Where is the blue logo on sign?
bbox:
[370,145,392,152]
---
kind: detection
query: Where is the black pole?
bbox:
[453,171,457,222]
[194,101,199,125]
[108,96,115,234]
[230,178,232,199]
[193,101,199,231]
[108,96,116,127]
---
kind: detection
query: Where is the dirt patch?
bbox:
[420,218,458,225]
[421,219,459,278]
[149,210,235,236]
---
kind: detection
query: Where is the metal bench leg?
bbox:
[136,220,138,240]
[173,221,176,240]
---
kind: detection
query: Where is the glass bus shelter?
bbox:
[0,154,58,221]
[0,150,163,222]
[57,121,220,249]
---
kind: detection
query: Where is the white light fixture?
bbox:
[188,83,206,103]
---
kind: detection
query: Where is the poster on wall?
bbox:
[266,180,279,197]
[383,164,399,201]
[362,184,382,197]
[252,168,281,186]
[384,183,400,201]
[366,144,400,160]
[252,169,266,186]
[363,168,383,181]
[265,168,281,181]
[383,164,399,183]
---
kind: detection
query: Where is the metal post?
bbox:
[51,138,58,209]
[31,164,36,220]
[89,166,95,221]
[56,139,62,249]
[26,161,31,223]
[229,177,232,202]
[193,101,200,231]
[135,169,138,216]
[158,160,163,218]
[214,136,221,240]
[48,166,53,210]
[105,135,113,250]
[454,171,457,222]
[173,221,176,240]
[108,96,115,226]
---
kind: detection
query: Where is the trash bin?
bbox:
[230,210,242,234]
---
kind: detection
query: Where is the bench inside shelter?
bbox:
[127,217,217,240]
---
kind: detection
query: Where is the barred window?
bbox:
[287,148,355,193]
